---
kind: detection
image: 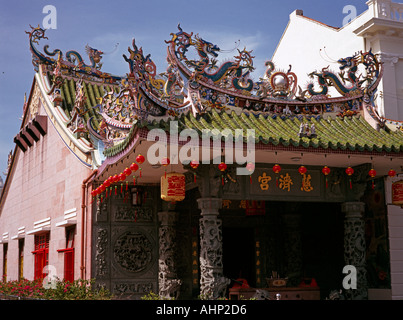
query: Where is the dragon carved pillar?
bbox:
[342,202,368,300]
[197,198,230,299]
[158,211,182,299]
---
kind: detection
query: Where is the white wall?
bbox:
[272,2,403,121]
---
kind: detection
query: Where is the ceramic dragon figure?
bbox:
[166,25,255,92]
[26,25,121,82]
[307,50,381,97]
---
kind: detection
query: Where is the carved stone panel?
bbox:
[113,231,153,273]
[111,226,157,278]
[95,227,109,278]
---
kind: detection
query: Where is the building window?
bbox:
[2,243,7,280]
[58,227,75,283]
[33,233,50,280]
[18,239,24,280]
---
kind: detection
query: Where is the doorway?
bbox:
[223,227,256,288]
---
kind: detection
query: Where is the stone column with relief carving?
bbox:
[158,210,182,299]
[342,202,367,300]
[197,198,230,299]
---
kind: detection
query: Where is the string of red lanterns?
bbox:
[91,154,146,202]
[91,155,399,202]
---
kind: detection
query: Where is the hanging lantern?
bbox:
[346,166,354,189]
[90,190,97,204]
[136,154,145,164]
[218,162,227,185]
[136,154,145,178]
[161,157,170,178]
[123,168,132,191]
[322,166,331,188]
[246,162,255,184]
[218,162,227,171]
[161,172,186,202]
[388,169,397,178]
[298,165,307,175]
[369,168,376,189]
[130,162,139,172]
[124,167,132,176]
[298,166,307,188]
[119,173,126,193]
[99,185,106,202]
[104,178,111,188]
[130,163,139,185]
[273,164,281,187]
[392,180,403,207]
[190,160,199,169]
[190,160,199,183]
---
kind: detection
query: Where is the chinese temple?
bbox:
[1,5,403,300]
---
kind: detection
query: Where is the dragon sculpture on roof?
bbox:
[26,24,385,154]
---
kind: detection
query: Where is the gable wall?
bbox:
[0,82,92,282]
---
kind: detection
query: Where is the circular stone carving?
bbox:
[113,231,153,273]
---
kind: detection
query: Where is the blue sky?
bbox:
[0,0,369,179]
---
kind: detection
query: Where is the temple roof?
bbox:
[24,24,403,168]
[102,108,403,158]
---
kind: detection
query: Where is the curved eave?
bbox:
[36,65,96,168]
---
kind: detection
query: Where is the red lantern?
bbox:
[90,190,97,203]
[246,162,255,184]
[273,164,281,174]
[388,169,397,178]
[161,157,170,178]
[273,164,281,187]
[298,165,307,175]
[112,174,120,183]
[345,166,354,175]
[298,166,307,188]
[218,162,227,171]
[369,168,376,177]
[346,166,354,189]
[136,154,145,164]
[130,162,139,172]
[119,173,126,193]
[322,166,331,188]
[190,160,199,183]
[124,167,132,176]
[161,157,170,166]
[104,178,111,188]
[218,162,227,186]
[369,168,376,189]
[190,160,199,169]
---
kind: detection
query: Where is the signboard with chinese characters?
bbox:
[220,164,351,202]
[250,168,322,198]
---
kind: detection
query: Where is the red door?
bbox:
[64,249,74,283]
[33,233,49,280]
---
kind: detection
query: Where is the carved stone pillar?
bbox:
[282,213,303,286]
[158,211,182,299]
[342,202,367,300]
[197,198,230,299]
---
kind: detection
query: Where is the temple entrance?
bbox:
[223,227,256,288]
[220,200,345,299]
[299,202,345,297]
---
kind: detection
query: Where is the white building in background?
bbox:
[272,0,403,122]
[272,0,403,300]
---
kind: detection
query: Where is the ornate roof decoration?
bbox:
[26,25,121,84]
[27,24,398,159]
